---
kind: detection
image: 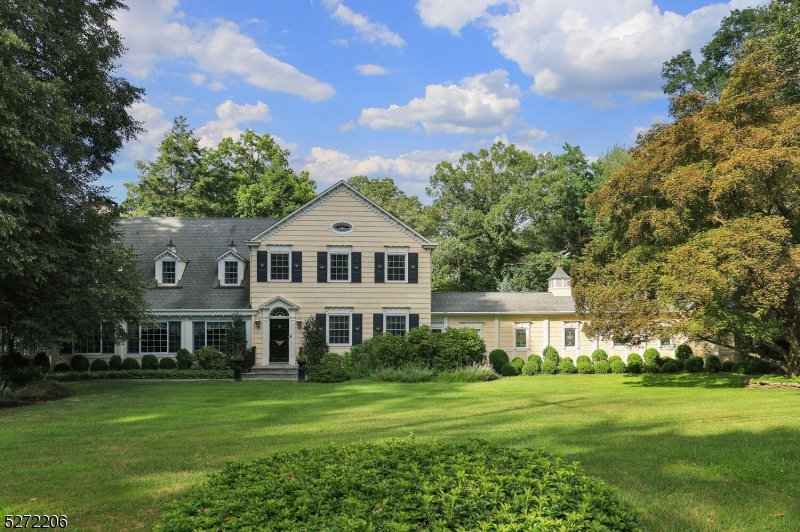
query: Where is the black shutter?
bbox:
[351,252,361,283]
[257,251,268,282]
[317,252,327,282]
[373,313,384,334]
[316,314,326,338]
[408,253,419,284]
[374,252,385,283]
[352,314,363,345]
[409,314,419,330]
[292,251,302,282]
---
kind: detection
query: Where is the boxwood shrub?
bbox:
[90,359,109,371]
[705,355,722,373]
[591,349,608,362]
[70,354,90,372]
[675,344,693,361]
[559,358,578,374]
[540,359,558,374]
[576,354,592,366]
[33,352,50,370]
[306,364,352,383]
[595,360,611,374]
[542,346,560,363]
[500,362,520,376]
[153,439,644,532]
[610,360,627,373]
[643,348,661,366]
[47,369,233,380]
[643,363,660,374]
[159,357,177,369]
[510,357,525,372]
[53,363,70,372]
[608,355,623,365]
[176,348,194,370]
[121,357,140,370]
[720,360,734,372]
[626,353,643,374]
[108,354,123,370]
[488,349,509,373]
[577,360,594,374]
[521,355,542,375]
[661,360,679,373]
[685,355,704,373]
[141,354,159,370]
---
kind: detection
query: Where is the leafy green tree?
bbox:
[347,176,434,237]
[300,317,328,366]
[0,0,149,352]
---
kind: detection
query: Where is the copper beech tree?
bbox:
[573,48,800,376]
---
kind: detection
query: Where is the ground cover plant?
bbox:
[1,375,799,532]
[155,439,644,531]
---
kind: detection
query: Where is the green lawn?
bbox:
[1,375,799,532]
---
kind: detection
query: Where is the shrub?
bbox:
[542,346,560,363]
[643,348,661,366]
[626,353,642,374]
[705,355,722,373]
[0,366,43,389]
[747,357,776,374]
[643,364,660,374]
[301,316,329,366]
[510,357,525,372]
[559,358,578,374]
[608,355,622,365]
[661,361,679,373]
[541,359,558,374]
[159,357,177,369]
[176,348,194,370]
[196,347,222,369]
[0,352,29,371]
[141,354,159,370]
[731,361,748,374]
[33,352,50,370]
[672,358,685,372]
[354,333,409,370]
[47,369,233,380]
[320,352,344,367]
[243,346,256,372]
[488,349,510,373]
[70,354,90,372]
[720,360,734,372]
[405,326,438,367]
[610,360,627,373]
[90,359,109,371]
[433,327,486,372]
[521,355,542,375]
[372,363,434,383]
[626,353,643,366]
[108,354,123,370]
[53,363,70,372]
[500,362,520,376]
[595,360,611,374]
[675,344,693,361]
[577,360,595,374]
[122,357,141,370]
[591,349,608,362]
[685,355,704,373]
[436,363,499,382]
[307,364,352,383]
[577,354,592,366]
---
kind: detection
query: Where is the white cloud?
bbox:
[356,63,389,76]
[172,95,192,103]
[324,1,405,47]
[338,121,357,133]
[126,102,172,161]
[415,0,767,104]
[196,100,272,148]
[630,125,650,139]
[331,38,349,47]
[358,69,521,135]
[207,80,228,91]
[112,0,335,101]
[189,73,206,85]
[516,128,548,142]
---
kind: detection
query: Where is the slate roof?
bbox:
[119,217,277,310]
[432,291,575,314]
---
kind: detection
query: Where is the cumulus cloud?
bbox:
[323,1,405,47]
[338,121,357,133]
[358,69,521,135]
[415,0,766,104]
[112,0,335,101]
[516,128,548,142]
[356,63,389,76]
[196,100,272,148]
[126,102,173,161]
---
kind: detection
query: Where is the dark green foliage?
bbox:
[488,349,509,373]
[643,348,661,366]
[306,365,352,383]
[591,349,608,362]
[577,354,592,366]
[372,364,435,383]
[141,354,159,370]
[522,355,542,375]
[0,366,43,389]
[610,360,627,373]
[433,327,486,372]
[661,361,679,373]
[627,353,643,366]
[543,346,560,363]
[500,362,520,376]
[732,361,749,374]
[685,356,705,373]
[159,358,177,370]
[353,333,409,370]
[301,317,328,366]
[595,360,611,374]
[53,363,70,373]
[90,359,109,372]
[320,353,344,367]
[559,358,578,374]
[243,346,256,372]
[405,326,438,367]
[720,360,735,372]
[108,355,123,370]
[154,439,644,531]
[0,352,29,371]
[33,352,50,370]
[608,355,623,365]
[746,357,776,374]
[510,357,525,372]
[577,360,595,374]
[541,359,558,374]
[626,354,644,373]
[223,315,248,366]
[47,369,232,380]
[70,355,90,372]
[195,347,222,369]
[176,348,194,370]
[122,358,141,370]
[705,355,722,373]
[643,364,661,374]
[675,344,693,361]
[672,358,685,372]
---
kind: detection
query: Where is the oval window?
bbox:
[331,222,353,234]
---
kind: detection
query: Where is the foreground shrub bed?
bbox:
[46,369,233,381]
[154,439,643,531]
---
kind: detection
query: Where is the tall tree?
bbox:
[347,176,434,237]
[0,0,149,351]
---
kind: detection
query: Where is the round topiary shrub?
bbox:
[141,354,159,370]
[510,357,525,372]
[643,364,660,374]
[488,349,509,373]
[540,359,558,374]
[522,355,542,375]
[500,362,520,376]
[70,354,90,372]
[159,357,177,369]
[591,349,608,362]
[122,357,141,370]
[542,346,560,363]
[643,348,661,366]
[705,355,722,373]
[610,360,627,373]
[154,439,644,531]
[685,355,704,373]
[176,348,194,370]
[559,358,578,374]
[576,354,592,366]
[720,360,734,372]
[675,344,693,361]
[108,354,123,370]
[577,360,594,374]
[608,355,622,364]
[673,358,685,372]
[33,352,51,371]
[53,363,70,373]
[595,360,611,374]
[626,353,643,366]
[90,359,109,371]
[661,361,679,373]
[626,353,642,374]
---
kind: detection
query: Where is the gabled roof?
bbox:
[153,248,188,263]
[216,249,248,262]
[432,291,575,314]
[245,180,437,249]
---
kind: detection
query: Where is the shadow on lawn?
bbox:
[622,373,750,388]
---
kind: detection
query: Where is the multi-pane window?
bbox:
[329,254,349,281]
[162,261,176,284]
[65,323,116,354]
[141,323,168,353]
[385,315,407,337]
[516,329,527,348]
[565,328,576,347]
[224,261,238,285]
[270,252,289,280]
[431,318,445,334]
[193,321,229,351]
[386,254,406,282]
[328,315,350,345]
[127,321,181,354]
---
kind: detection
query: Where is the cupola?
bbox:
[548,266,572,297]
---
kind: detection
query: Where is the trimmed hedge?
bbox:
[577,360,594,374]
[159,357,177,369]
[542,346,560,363]
[510,357,525,372]
[610,360,627,373]
[47,369,233,380]
[705,355,722,373]
[307,365,352,383]
[122,358,141,370]
[721,360,734,372]
[608,355,623,365]
[90,359,109,371]
[70,354,90,372]
[643,348,661,366]
[522,355,541,375]
[53,363,70,372]
[661,361,679,373]
[576,354,592,366]
[108,355,123,370]
[153,439,644,531]
[675,344,693,361]
[33,352,50,370]
[685,356,704,373]
[595,360,611,374]
[626,353,643,374]
[643,363,660,374]
[559,358,578,374]
[591,349,608,362]
[500,362,520,376]
[141,354,159,370]
[488,349,509,373]
[176,348,194,370]
[541,359,558,374]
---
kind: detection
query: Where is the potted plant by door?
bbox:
[297,347,307,382]
[230,345,244,382]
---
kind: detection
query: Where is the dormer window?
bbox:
[217,241,246,286]
[224,261,238,285]
[153,240,187,286]
[162,261,176,284]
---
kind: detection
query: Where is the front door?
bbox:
[269,319,290,363]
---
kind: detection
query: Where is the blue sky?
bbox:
[103,0,763,202]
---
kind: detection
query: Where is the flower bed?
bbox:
[746,376,800,389]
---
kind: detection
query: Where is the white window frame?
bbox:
[329,220,355,235]
[326,308,353,346]
[384,247,408,283]
[460,321,483,338]
[563,321,580,350]
[268,251,291,283]
[161,260,177,285]
[514,322,530,349]
[222,261,239,286]
[431,318,446,334]
[327,247,351,283]
[383,307,410,337]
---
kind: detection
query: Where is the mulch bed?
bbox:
[746,379,800,389]
[0,383,74,409]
